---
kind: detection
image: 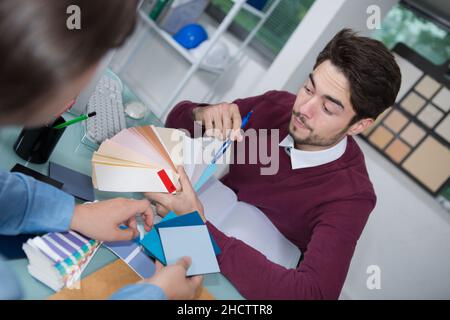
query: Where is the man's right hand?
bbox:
[142,257,203,300]
[193,103,243,141]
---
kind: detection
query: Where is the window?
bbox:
[206,0,315,62]
[372,3,449,66]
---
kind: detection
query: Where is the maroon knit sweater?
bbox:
[166,90,376,299]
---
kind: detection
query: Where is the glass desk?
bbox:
[0,86,243,300]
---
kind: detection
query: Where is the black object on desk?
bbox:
[11,163,63,189]
[0,234,37,260]
[13,116,67,164]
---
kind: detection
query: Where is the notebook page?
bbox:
[198,177,301,269]
[197,177,238,227]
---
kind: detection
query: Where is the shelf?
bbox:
[231,0,265,18]
[138,10,225,74]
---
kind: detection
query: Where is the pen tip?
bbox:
[88,111,97,117]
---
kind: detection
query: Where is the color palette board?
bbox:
[361,43,450,206]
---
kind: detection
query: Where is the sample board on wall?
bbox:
[361,43,450,211]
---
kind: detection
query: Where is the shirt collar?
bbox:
[279,135,347,169]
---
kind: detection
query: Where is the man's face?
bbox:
[289,60,365,151]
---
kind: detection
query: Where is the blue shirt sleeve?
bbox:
[0,171,75,235]
[109,283,167,300]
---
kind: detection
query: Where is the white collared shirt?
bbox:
[279,135,348,169]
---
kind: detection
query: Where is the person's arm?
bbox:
[109,257,202,300]
[0,171,75,235]
[109,283,167,300]
[205,199,373,299]
[165,92,271,137]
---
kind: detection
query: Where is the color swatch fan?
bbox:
[22,231,100,291]
[92,126,187,193]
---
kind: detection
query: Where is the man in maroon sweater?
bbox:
[146,29,401,299]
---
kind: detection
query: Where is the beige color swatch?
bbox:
[415,75,441,99]
[436,115,450,143]
[384,109,409,133]
[369,126,394,149]
[432,87,450,112]
[49,259,215,300]
[400,122,426,147]
[385,139,411,163]
[401,92,426,115]
[402,136,450,192]
[417,104,444,128]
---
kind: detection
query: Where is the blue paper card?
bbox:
[141,211,221,265]
[155,211,221,255]
[104,237,156,278]
[48,162,95,201]
[140,212,177,265]
[159,225,220,276]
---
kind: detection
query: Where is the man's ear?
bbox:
[346,118,374,136]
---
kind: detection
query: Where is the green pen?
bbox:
[53,112,97,129]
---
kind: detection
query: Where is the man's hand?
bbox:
[142,256,203,300]
[144,166,205,221]
[193,103,243,141]
[70,198,153,241]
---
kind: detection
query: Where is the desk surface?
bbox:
[0,101,243,300]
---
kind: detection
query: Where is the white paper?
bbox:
[198,177,302,269]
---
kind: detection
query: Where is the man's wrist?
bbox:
[192,106,201,122]
[69,204,85,233]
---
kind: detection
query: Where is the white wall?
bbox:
[341,138,450,299]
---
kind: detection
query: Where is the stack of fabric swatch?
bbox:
[22,231,100,291]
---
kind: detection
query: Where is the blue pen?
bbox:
[193,110,253,192]
[211,110,253,164]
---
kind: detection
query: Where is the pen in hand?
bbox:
[212,110,253,164]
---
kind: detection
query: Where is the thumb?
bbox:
[112,227,138,241]
[177,166,194,194]
[191,275,203,299]
[176,256,192,272]
[118,199,151,220]
[155,260,164,272]
[190,275,203,289]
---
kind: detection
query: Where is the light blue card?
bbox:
[159,225,220,276]
[193,163,217,192]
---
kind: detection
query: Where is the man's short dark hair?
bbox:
[314,28,401,123]
[0,0,138,117]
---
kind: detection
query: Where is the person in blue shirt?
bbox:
[0,0,202,300]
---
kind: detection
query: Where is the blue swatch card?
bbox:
[104,237,156,278]
[140,212,177,265]
[159,225,220,276]
[140,211,221,265]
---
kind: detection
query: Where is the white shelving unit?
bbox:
[138,10,224,74]
[115,0,282,120]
